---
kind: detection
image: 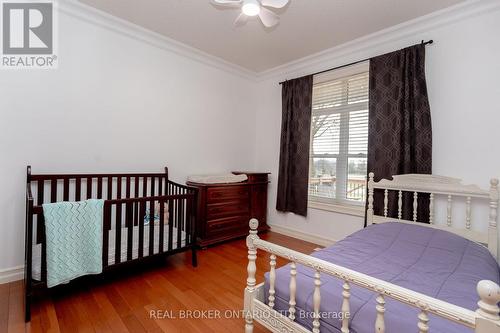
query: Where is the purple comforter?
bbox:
[265,223,499,333]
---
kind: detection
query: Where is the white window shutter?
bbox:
[309,63,369,205]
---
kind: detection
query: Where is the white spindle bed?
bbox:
[243,173,500,333]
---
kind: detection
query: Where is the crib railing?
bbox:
[102,192,196,267]
[25,166,198,321]
[244,219,500,333]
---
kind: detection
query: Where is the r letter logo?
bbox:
[1,1,57,69]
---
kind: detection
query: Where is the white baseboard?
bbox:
[269,225,336,247]
[0,266,24,284]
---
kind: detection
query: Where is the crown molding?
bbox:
[59,0,256,81]
[256,0,500,82]
[51,0,500,83]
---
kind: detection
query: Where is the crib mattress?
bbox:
[32,224,187,281]
[265,222,500,333]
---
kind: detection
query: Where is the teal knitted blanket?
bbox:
[42,199,104,288]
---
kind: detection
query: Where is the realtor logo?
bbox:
[1,0,57,69]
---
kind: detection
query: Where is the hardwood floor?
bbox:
[2,232,318,333]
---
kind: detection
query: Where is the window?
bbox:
[308,62,369,208]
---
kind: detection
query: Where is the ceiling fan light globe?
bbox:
[242,2,260,16]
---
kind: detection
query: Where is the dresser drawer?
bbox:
[207,200,249,219]
[207,186,249,203]
[206,215,248,235]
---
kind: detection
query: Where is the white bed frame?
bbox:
[244,173,500,333]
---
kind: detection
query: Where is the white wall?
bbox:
[2,0,500,281]
[254,3,500,245]
[0,4,257,276]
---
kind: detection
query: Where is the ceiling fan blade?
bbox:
[211,0,242,7]
[258,7,279,27]
[234,12,248,26]
[260,0,289,9]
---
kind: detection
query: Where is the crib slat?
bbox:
[398,190,402,220]
[185,196,192,244]
[447,195,452,226]
[126,176,131,199]
[130,177,139,198]
[107,177,113,200]
[117,176,122,200]
[418,309,429,333]
[312,271,321,333]
[177,198,183,249]
[36,180,45,244]
[133,193,139,228]
[103,203,111,268]
[50,180,57,202]
[37,180,44,206]
[383,189,388,217]
[159,199,165,252]
[341,281,350,333]
[142,176,147,197]
[75,178,81,201]
[289,262,297,321]
[158,177,163,196]
[138,200,145,258]
[375,293,385,333]
[151,177,156,197]
[149,199,155,256]
[63,178,69,201]
[466,196,472,229]
[429,193,434,224]
[126,202,133,261]
[268,254,277,309]
[168,199,174,251]
[413,192,418,222]
[86,177,92,199]
[115,203,122,264]
[97,177,102,199]
[134,176,139,198]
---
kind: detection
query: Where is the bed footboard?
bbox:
[244,219,500,333]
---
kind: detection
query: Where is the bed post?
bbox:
[24,165,33,322]
[475,280,500,332]
[367,172,375,226]
[244,218,259,333]
[488,179,498,259]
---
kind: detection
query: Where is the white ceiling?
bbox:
[78,0,466,73]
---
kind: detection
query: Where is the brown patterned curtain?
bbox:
[276,75,313,217]
[367,44,432,223]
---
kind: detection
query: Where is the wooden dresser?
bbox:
[187,172,270,247]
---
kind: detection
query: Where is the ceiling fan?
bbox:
[212,0,289,28]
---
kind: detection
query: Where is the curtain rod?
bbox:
[278,39,433,85]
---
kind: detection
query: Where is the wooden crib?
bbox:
[24,166,198,322]
[244,173,500,333]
